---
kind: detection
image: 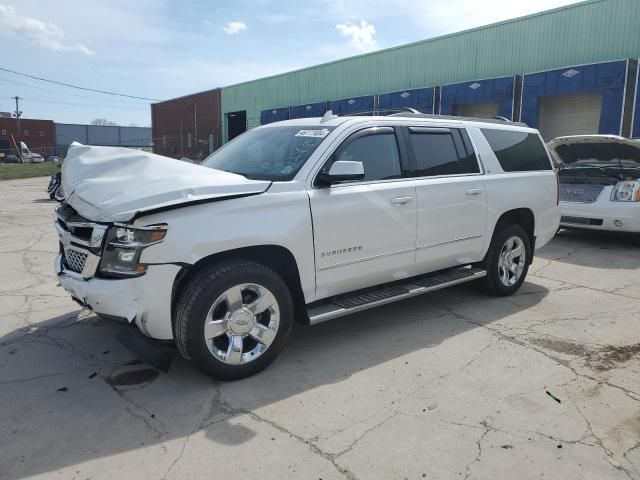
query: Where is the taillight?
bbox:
[555,170,560,205]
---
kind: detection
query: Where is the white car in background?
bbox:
[549,135,640,238]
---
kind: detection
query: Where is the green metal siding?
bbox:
[221,0,640,140]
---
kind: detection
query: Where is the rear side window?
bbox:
[335,132,402,181]
[408,128,480,177]
[481,129,552,171]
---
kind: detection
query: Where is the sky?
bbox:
[0,0,582,126]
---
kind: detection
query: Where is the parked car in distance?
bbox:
[54,112,560,380]
[549,135,640,237]
[47,155,60,163]
[3,154,20,164]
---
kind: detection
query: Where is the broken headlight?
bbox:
[99,225,167,278]
[611,180,640,202]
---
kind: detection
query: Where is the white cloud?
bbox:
[223,21,247,35]
[335,20,377,52]
[0,4,95,55]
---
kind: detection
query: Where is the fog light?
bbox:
[614,220,623,228]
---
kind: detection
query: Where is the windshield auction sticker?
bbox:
[295,129,330,138]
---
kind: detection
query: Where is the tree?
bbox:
[90,118,117,126]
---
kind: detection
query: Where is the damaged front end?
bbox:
[54,202,181,339]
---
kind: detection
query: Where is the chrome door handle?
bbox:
[466,188,483,196]
[390,196,414,205]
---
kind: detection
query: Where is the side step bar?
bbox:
[307,267,486,325]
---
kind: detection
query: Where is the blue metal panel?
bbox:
[87,125,119,146]
[328,95,375,115]
[290,101,327,119]
[378,87,435,114]
[260,107,290,125]
[633,65,640,138]
[119,127,152,147]
[440,76,515,119]
[55,123,88,146]
[522,60,628,135]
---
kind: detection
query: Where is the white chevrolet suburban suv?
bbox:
[54,112,560,379]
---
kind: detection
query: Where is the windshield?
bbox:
[201,126,335,181]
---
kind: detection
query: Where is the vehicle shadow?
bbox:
[0,281,549,478]
[32,198,57,203]
[535,229,640,269]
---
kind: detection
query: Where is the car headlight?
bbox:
[99,225,168,278]
[611,180,640,202]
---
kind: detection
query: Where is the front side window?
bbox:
[202,126,335,181]
[482,129,552,171]
[408,129,480,177]
[334,131,401,182]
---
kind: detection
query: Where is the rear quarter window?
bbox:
[481,129,552,172]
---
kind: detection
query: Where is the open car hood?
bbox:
[547,135,640,165]
[62,143,271,223]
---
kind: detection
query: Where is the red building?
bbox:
[0,118,56,157]
[151,88,221,160]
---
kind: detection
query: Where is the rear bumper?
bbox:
[55,254,180,340]
[560,201,640,233]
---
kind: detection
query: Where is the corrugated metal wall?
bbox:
[221,0,640,141]
[55,124,152,155]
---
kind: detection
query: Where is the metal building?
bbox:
[220,0,640,143]
[55,124,152,156]
[151,89,222,159]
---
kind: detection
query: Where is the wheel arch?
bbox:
[171,245,308,329]
[488,208,535,261]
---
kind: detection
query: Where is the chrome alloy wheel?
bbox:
[498,236,526,287]
[203,283,280,365]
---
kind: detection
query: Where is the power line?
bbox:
[19,97,150,110]
[0,76,151,105]
[0,66,162,102]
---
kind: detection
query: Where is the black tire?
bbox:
[480,224,531,296]
[53,185,65,202]
[174,260,294,380]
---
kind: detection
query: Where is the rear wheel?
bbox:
[480,224,531,296]
[174,260,293,380]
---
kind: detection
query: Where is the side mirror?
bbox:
[316,160,365,186]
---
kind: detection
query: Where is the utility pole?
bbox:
[12,96,22,160]
[13,96,21,140]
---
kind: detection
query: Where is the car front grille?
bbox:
[559,184,605,203]
[55,203,104,279]
[561,216,604,226]
[64,247,89,273]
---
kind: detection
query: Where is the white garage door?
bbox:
[453,102,499,119]
[538,93,603,141]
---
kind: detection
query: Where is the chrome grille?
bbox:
[64,248,88,273]
[559,184,605,203]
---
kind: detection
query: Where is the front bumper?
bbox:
[560,200,640,233]
[56,254,180,340]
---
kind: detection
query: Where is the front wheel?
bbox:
[480,224,531,296]
[174,260,294,380]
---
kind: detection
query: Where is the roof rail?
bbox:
[387,111,529,127]
[337,107,422,117]
[325,107,529,127]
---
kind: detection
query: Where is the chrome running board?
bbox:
[307,266,486,325]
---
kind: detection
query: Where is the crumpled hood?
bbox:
[547,135,640,165]
[62,143,271,223]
